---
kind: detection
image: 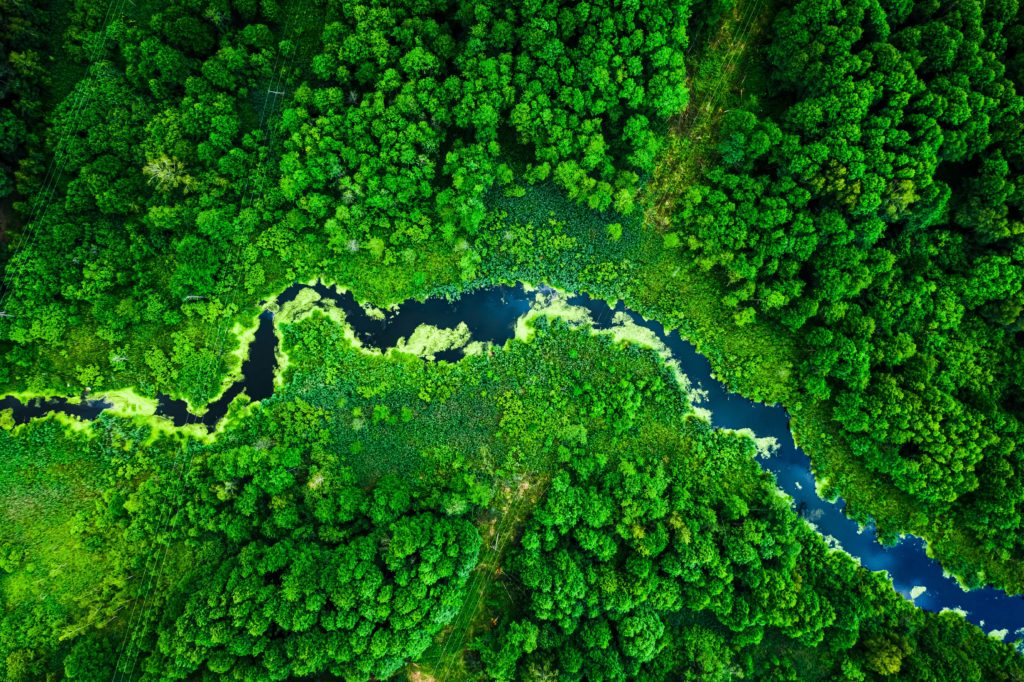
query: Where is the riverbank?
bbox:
[4,281,1022,640]
[0,0,1015,606]
[7,296,1021,678]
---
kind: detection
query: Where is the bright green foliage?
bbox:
[479,404,1024,681]
[674,0,1024,582]
[1,0,1024,678]
[0,416,177,681]
[130,400,479,680]
[0,0,691,398]
[280,0,689,250]
[0,0,289,401]
[2,318,1022,679]
[481,430,808,679]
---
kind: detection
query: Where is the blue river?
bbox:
[3,282,1022,641]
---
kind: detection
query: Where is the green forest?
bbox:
[1,0,1022,679]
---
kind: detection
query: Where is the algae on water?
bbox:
[391,323,472,361]
[278,288,325,324]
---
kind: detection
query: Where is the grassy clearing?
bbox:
[645,0,776,227]
[418,475,547,682]
[0,419,113,626]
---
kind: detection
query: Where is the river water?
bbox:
[3,282,1022,639]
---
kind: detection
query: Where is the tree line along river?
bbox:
[2,282,1022,641]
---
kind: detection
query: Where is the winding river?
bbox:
[3,282,1022,640]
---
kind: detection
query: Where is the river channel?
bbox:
[2,282,1021,640]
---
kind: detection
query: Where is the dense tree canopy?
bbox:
[0,0,51,284]
[146,401,482,680]
[0,0,692,398]
[674,0,1024,582]
[279,0,688,251]
[1,0,1023,679]
[4,316,1021,680]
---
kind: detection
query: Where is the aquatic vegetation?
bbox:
[392,323,472,361]
[0,0,1021,678]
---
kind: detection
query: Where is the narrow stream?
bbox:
[155,309,280,427]
[2,282,1021,640]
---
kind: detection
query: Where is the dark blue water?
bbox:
[278,281,533,362]
[2,282,1021,639]
[564,293,1024,641]
[0,393,111,423]
[155,310,280,427]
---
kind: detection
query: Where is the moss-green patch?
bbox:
[361,302,387,320]
[99,388,158,418]
[0,419,114,626]
[51,412,94,433]
[514,294,593,342]
[720,430,780,459]
[278,287,325,324]
[511,294,713,413]
[391,323,472,361]
[226,317,260,371]
[596,310,697,394]
[146,417,212,446]
[462,341,490,356]
[604,311,672,356]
